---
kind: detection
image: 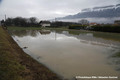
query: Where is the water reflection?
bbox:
[39,30,51,35]
[11,30,120,80]
[10,30,39,37]
[64,30,120,42]
[54,30,120,48]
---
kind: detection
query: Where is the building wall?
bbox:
[42,24,50,27]
[114,20,120,25]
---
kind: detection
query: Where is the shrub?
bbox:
[91,25,120,33]
[69,25,87,30]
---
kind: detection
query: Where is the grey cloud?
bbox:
[0,0,1,1]
[0,0,118,20]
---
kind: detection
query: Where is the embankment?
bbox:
[0,26,61,80]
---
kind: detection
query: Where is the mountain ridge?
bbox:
[58,4,120,20]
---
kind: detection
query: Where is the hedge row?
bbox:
[69,25,87,30]
[69,25,120,33]
[91,25,120,33]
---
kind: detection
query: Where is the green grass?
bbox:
[0,26,61,80]
[8,26,69,31]
[113,51,120,57]
[7,26,89,32]
[8,26,42,30]
[0,27,25,80]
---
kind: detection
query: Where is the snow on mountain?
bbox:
[61,4,120,18]
[82,4,120,12]
[57,4,120,23]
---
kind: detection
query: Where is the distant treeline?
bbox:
[5,17,39,27]
[50,21,79,28]
[3,17,120,33]
[90,25,120,33]
[69,25,120,33]
[3,17,79,27]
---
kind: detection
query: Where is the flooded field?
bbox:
[10,30,120,80]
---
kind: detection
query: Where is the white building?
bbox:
[40,21,51,27]
[114,20,120,25]
[89,23,97,26]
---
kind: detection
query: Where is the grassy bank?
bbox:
[7,26,91,33]
[0,26,60,80]
[8,26,68,31]
[8,26,42,30]
[113,51,120,57]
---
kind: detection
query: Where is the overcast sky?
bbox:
[0,0,119,20]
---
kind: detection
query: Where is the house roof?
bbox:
[90,23,97,25]
[40,21,51,24]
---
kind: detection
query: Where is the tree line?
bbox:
[3,17,39,27]
[1,17,80,27]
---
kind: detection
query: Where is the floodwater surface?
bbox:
[11,30,120,80]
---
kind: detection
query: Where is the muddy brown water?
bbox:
[11,30,120,80]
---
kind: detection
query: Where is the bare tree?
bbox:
[29,17,37,24]
[78,19,89,25]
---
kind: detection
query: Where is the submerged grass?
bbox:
[0,26,61,80]
[112,51,120,57]
[8,26,42,30]
[8,26,68,31]
[8,26,120,42]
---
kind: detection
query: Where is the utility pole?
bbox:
[55,18,57,22]
[5,14,6,21]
